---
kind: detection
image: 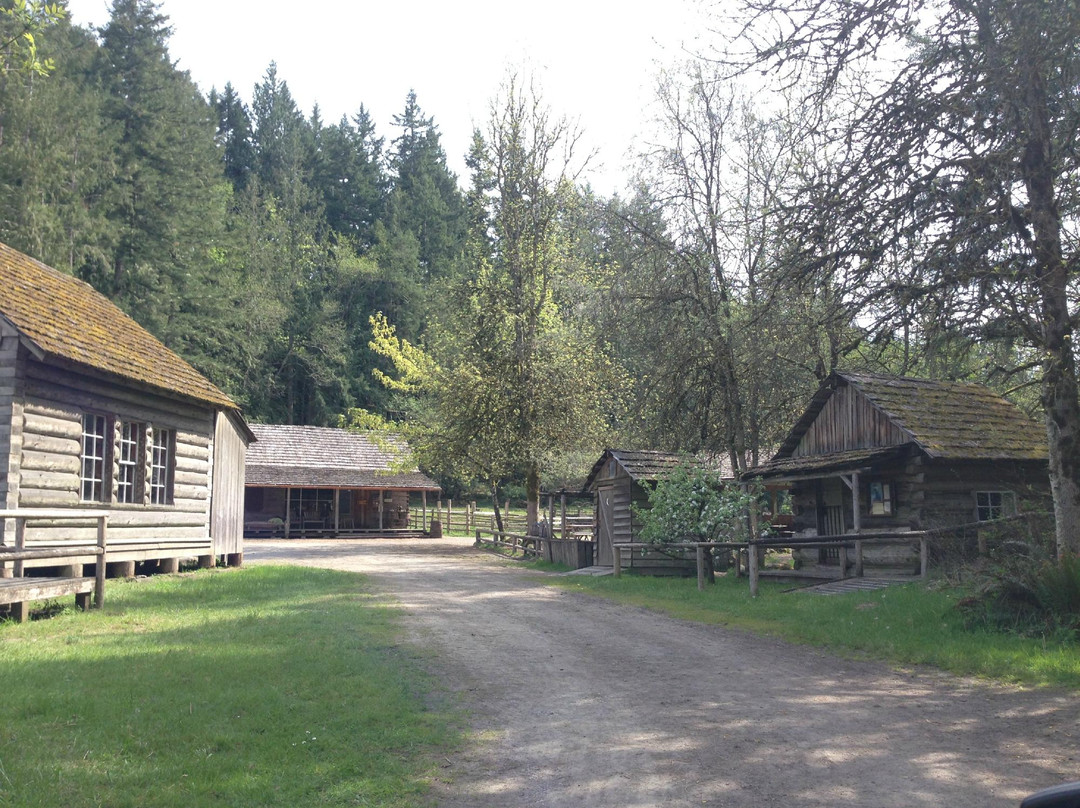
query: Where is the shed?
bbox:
[584,449,700,571]
[243,424,441,537]
[0,241,253,573]
[744,372,1051,572]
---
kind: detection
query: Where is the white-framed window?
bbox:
[976,491,1016,521]
[150,428,175,505]
[81,413,109,502]
[869,481,893,516]
[116,420,146,504]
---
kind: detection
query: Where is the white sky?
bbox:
[63,0,715,195]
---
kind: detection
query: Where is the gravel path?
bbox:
[245,537,1080,808]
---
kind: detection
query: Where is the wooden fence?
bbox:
[474,529,595,569]
[414,498,593,540]
[613,531,930,596]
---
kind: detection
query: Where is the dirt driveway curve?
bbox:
[246,537,1079,808]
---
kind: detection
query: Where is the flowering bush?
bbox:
[636,460,762,546]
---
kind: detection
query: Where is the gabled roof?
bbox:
[0,241,237,410]
[583,448,730,491]
[245,424,440,491]
[775,371,1047,462]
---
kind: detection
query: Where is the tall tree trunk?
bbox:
[1022,62,1080,558]
[491,482,505,535]
[526,460,541,531]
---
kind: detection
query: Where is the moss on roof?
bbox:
[0,241,236,410]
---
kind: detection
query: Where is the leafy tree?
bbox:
[0,0,64,76]
[731,0,1080,556]
[605,68,856,469]
[370,77,615,527]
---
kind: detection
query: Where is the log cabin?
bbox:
[0,241,252,576]
[243,424,441,537]
[744,372,1051,573]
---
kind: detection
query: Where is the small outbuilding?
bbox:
[584,449,706,571]
[243,424,441,537]
[744,372,1051,573]
[0,241,252,572]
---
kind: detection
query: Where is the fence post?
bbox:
[447,499,452,533]
[748,541,759,597]
[95,515,108,608]
[696,544,705,592]
[613,545,622,578]
[475,529,481,547]
[920,537,929,578]
[855,540,864,577]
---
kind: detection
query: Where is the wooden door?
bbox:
[596,487,615,566]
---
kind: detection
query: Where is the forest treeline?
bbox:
[0,1,1061,522]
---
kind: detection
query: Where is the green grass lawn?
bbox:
[549,571,1080,689]
[0,566,458,808]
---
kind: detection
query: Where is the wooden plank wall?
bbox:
[0,325,24,532]
[14,355,214,558]
[794,384,908,457]
[210,411,246,556]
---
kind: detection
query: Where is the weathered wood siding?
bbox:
[210,411,247,555]
[11,352,215,562]
[794,383,909,457]
[591,459,693,574]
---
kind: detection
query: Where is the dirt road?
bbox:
[246,537,1079,808]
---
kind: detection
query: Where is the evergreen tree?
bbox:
[212,82,255,193]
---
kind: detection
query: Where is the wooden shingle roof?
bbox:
[245,424,441,491]
[584,449,731,491]
[772,371,1047,464]
[0,241,237,410]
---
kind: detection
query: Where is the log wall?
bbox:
[7,353,219,564]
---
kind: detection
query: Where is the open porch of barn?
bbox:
[243,485,441,538]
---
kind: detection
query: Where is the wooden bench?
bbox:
[0,509,108,623]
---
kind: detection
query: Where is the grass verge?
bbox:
[549,572,1080,689]
[0,566,458,808]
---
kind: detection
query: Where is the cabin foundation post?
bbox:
[197,555,213,570]
[109,560,136,578]
[227,552,243,567]
[159,557,180,574]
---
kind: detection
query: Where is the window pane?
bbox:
[150,428,174,505]
[117,421,145,504]
[81,414,108,502]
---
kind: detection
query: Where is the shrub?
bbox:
[957,550,1080,640]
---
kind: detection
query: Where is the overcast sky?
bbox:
[63,0,714,195]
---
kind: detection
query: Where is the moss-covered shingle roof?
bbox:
[0,241,237,410]
[778,372,1047,462]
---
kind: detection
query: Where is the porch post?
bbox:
[285,487,292,538]
[851,471,863,577]
[334,489,340,537]
[422,490,427,533]
[379,489,384,531]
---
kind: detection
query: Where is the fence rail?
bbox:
[0,509,109,621]
[613,531,930,595]
[474,529,595,568]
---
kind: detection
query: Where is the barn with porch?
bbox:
[0,240,252,578]
[744,372,1051,574]
[243,424,441,537]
